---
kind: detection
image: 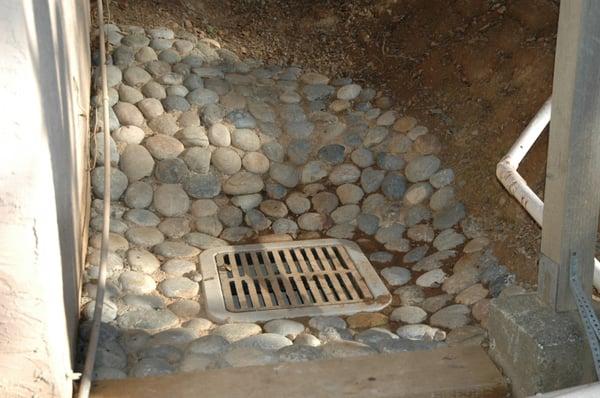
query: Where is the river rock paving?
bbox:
[80,24,517,380]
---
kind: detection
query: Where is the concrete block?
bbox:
[488,293,596,397]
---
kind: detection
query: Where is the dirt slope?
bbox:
[105,0,561,284]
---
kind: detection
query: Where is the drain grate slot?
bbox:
[200,239,391,322]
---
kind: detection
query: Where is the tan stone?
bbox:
[257,234,293,243]
[346,312,389,329]
[456,284,488,305]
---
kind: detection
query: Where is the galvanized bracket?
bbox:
[569,253,600,379]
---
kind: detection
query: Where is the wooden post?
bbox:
[538,0,600,312]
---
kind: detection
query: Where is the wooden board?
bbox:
[90,345,507,398]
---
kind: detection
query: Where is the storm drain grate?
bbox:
[199,239,391,322]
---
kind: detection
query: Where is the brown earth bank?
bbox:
[101,0,562,285]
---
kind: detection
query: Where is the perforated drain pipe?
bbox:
[77,0,111,396]
[496,97,600,289]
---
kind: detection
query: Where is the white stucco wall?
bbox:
[0,1,90,396]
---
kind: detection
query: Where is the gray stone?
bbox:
[321,340,376,359]
[420,294,454,314]
[309,316,347,331]
[231,129,261,151]
[211,145,242,173]
[264,320,305,339]
[213,323,262,342]
[124,66,152,86]
[92,167,128,200]
[118,84,143,104]
[430,168,455,188]
[433,229,466,250]
[231,194,262,211]
[159,217,191,239]
[405,186,436,210]
[153,184,190,216]
[137,98,164,119]
[162,259,196,276]
[262,141,285,162]
[145,135,184,159]
[360,168,386,193]
[303,84,335,101]
[350,147,374,168]
[287,139,311,165]
[120,144,154,181]
[331,204,360,224]
[356,213,379,235]
[391,306,427,324]
[272,218,299,235]
[354,328,398,349]
[285,193,311,215]
[327,224,355,239]
[125,226,164,247]
[169,300,201,318]
[336,184,364,204]
[207,123,231,147]
[117,308,179,332]
[375,223,405,244]
[187,335,230,355]
[277,345,323,362]
[241,152,270,175]
[142,81,167,99]
[93,133,119,167]
[318,327,354,343]
[369,251,393,263]
[182,147,211,174]
[312,191,339,215]
[183,172,221,198]
[430,186,456,211]
[380,267,411,287]
[113,101,144,127]
[162,95,190,112]
[231,333,293,351]
[196,215,223,237]
[270,163,300,188]
[294,333,321,347]
[186,88,219,107]
[124,209,160,227]
[403,245,429,263]
[184,232,228,249]
[176,126,209,147]
[301,161,329,184]
[245,209,271,231]
[148,113,179,136]
[396,324,447,341]
[222,347,278,368]
[430,304,471,329]
[381,173,407,200]
[405,155,441,182]
[158,277,199,299]
[317,144,345,165]
[220,226,254,242]
[113,125,145,144]
[124,181,153,209]
[154,241,200,258]
[222,171,264,195]
[329,163,360,185]
[416,269,447,288]
[297,213,327,231]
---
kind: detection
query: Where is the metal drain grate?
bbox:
[199,239,391,322]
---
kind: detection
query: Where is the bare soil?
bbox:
[103,0,562,285]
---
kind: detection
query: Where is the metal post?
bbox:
[538,0,600,312]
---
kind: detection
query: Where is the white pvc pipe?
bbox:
[496,97,600,289]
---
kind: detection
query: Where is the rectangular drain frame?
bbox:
[199,239,391,322]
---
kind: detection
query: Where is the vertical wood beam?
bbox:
[538,0,600,311]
